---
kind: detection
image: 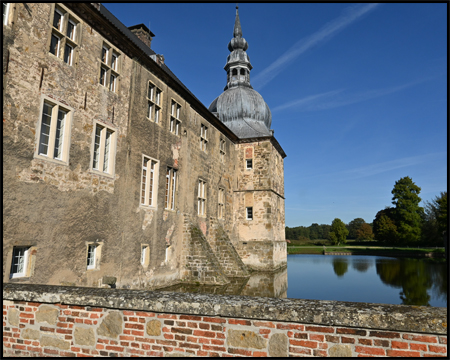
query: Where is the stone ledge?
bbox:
[3,283,446,334]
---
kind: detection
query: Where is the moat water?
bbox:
[157,255,447,307]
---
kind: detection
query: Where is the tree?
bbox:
[391,176,423,245]
[373,208,398,244]
[347,218,366,239]
[329,218,349,245]
[422,191,447,246]
[356,223,374,240]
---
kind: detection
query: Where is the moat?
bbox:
[156,255,447,307]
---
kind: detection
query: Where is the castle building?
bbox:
[3,3,286,290]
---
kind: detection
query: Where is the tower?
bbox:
[209,6,287,271]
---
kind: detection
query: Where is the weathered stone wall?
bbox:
[235,241,287,271]
[3,284,447,357]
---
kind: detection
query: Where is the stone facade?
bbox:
[3,3,286,289]
[2,284,447,357]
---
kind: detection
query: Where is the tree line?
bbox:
[286,176,447,247]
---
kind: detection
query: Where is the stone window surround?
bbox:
[9,246,30,279]
[218,187,225,220]
[164,167,177,211]
[34,95,74,166]
[147,81,162,124]
[141,244,150,267]
[200,124,208,152]
[219,139,226,163]
[4,244,37,282]
[48,4,81,66]
[246,158,253,170]
[198,179,207,217]
[246,206,253,220]
[86,241,103,271]
[89,120,118,179]
[98,40,121,93]
[3,2,11,26]
[169,99,181,135]
[140,154,159,209]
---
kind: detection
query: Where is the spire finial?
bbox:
[233,4,242,38]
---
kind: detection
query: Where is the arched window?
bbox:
[232,68,238,76]
[240,68,245,75]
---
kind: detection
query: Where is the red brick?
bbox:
[75,318,83,323]
[228,319,251,326]
[199,338,210,344]
[199,322,210,330]
[193,330,216,338]
[305,325,334,333]
[211,339,224,345]
[44,348,59,354]
[253,321,275,328]
[253,351,268,357]
[176,321,186,327]
[125,323,144,330]
[81,348,90,354]
[428,345,447,353]
[120,341,129,347]
[180,315,202,321]
[26,302,40,307]
[172,327,192,334]
[131,330,144,336]
[40,326,54,332]
[142,343,151,350]
[386,350,420,357]
[259,329,271,335]
[136,311,154,317]
[89,313,100,319]
[289,347,311,355]
[179,342,201,349]
[197,350,209,356]
[56,322,69,328]
[71,346,81,352]
[355,346,386,356]
[96,344,104,350]
[164,320,174,326]
[56,328,72,334]
[157,314,177,319]
[12,344,26,350]
[373,339,389,347]
[164,333,174,340]
[105,345,124,352]
[77,353,93,357]
[310,334,324,342]
[26,346,42,353]
[203,345,226,352]
[438,336,447,344]
[293,333,308,339]
[392,341,408,349]
[228,348,251,356]
[341,336,355,344]
[155,340,177,346]
[402,334,438,343]
[19,313,33,319]
[336,328,367,336]
[318,343,328,350]
[313,349,328,357]
[187,321,198,328]
[123,311,135,315]
[370,331,400,339]
[202,317,226,324]
[290,339,318,348]
[409,343,427,351]
[148,351,163,356]
[358,338,372,345]
[277,323,302,330]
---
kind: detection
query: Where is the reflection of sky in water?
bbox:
[286,255,446,307]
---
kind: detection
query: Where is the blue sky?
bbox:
[104,3,447,227]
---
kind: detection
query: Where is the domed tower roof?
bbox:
[209,6,272,139]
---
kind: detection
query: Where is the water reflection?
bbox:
[332,257,349,277]
[157,267,288,298]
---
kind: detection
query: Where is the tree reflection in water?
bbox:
[332,257,349,277]
[376,257,447,306]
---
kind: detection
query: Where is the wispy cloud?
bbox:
[272,77,435,112]
[252,3,380,90]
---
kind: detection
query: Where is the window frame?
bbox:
[246,159,253,170]
[90,121,117,177]
[9,247,30,279]
[198,179,207,216]
[218,187,225,220]
[140,155,159,208]
[34,96,73,165]
[147,81,162,123]
[219,139,226,163]
[165,167,177,210]
[246,207,253,221]
[3,3,11,26]
[49,5,79,66]
[141,244,150,266]
[170,100,181,135]
[99,42,120,93]
[200,124,208,152]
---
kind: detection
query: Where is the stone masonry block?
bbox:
[36,305,59,325]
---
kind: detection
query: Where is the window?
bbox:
[246,159,253,170]
[170,100,181,135]
[200,124,208,152]
[36,99,72,163]
[49,6,79,65]
[141,156,158,207]
[3,3,11,25]
[99,42,120,92]
[91,123,116,176]
[10,247,30,279]
[165,167,177,210]
[147,82,162,123]
[246,207,253,220]
[218,188,225,219]
[165,245,171,262]
[141,245,149,266]
[87,244,97,270]
[198,180,206,216]
[219,139,226,163]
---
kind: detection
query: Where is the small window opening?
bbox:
[246,159,253,170]
[246,207,253,220]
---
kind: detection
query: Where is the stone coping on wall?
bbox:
[3,283,446,335]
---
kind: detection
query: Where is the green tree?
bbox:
[356,223,374,240]
[347,218,366,239]
[329,218,349,245]
[373,208,398,244]
[422,191,447,246]
[332,258,349,277]
[391,176,423,245]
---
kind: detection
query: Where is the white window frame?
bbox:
[140,155,159,208]
[246,207,253,220]
[49,6,79,66]
[165,245,171,263]
[10,247,30,279]
[90,122,117,177]
[53,8,64,32]
[99,42,120,92]
[109,73,117,92]
[198,179,207,216]
[170,100,181,135]
[220,139,226,163]
[64,43,73,65]
[35,97,73,165]
[3,3,11,26]
[101,45,109,65]
[200,124,208,151]
[50,33,61,57]
[66,18,77,41]
[218,188,225,219]
[86,244,97,270]
[111,52,118,71]
[246,159,253,170]
[165,167,177,210]
[141,245,149,266]
[147,82,162,123]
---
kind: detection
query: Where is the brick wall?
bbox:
[3,284,447,357]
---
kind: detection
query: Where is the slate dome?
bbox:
[208,6,272,139]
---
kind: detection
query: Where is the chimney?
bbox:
[128,24,155,49]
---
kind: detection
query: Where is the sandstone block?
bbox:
[74,326,96,346]
[40,335,70,350]
[268,333,288,357]
[329,344,353,357]
[146,319,162,336]
[227,329,267,349]
[97,311,123,338]
[8,308,19,326]
[21,328,40,340]
[36,305,59,325]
